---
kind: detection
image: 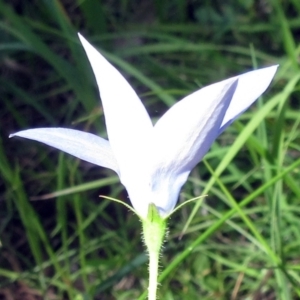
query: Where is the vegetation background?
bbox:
[1,0,300,299]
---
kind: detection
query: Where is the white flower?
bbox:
[10,34,278,219]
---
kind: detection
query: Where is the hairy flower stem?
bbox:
[148,247,159,300]
[142,204,167,300]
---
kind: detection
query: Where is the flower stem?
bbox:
[148,248,159,300]
[142,204,167,300]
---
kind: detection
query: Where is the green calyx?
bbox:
[142,204,167,300]
[142,203,167,254]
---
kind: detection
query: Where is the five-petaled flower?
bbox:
[10,34,278,219]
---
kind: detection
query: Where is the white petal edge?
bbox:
[10,128,119,173]
[78,33,153,178]
[219,65,278,132]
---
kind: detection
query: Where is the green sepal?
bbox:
[99,195,138,215]
[166,194,206,218]
[142,203,167,259]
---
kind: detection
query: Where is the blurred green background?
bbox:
[1,0,300,299]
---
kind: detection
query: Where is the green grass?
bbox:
[1,1,300,299]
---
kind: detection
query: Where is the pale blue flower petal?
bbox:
[78,34,153,180]
[219,65,278,133]
[10,34,278,220]
[126,78,239,218]
[153,78,238,175]
[10,128,119,173]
